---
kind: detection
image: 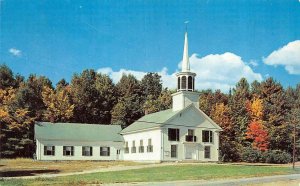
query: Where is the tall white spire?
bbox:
[182,32,190,72]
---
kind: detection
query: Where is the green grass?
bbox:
[1,164,299,186]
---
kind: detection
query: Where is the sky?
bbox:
[1,0,300,92]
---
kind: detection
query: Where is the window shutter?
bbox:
[176,129,179,141]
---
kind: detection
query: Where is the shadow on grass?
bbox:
[0,169,60,177]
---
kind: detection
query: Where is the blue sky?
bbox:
[1,0,300,91]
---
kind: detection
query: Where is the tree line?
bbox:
[0,64,171,158]
[0,64,299,161]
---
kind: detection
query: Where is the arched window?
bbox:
[177,77,180,90]
[181,76,186,89]
[188,76,192,90]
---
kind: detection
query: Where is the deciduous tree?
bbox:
[42,86,74,122]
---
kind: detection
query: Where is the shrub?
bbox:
[220,141,242,162]
[242,147,262,163]
[265,150,292,164]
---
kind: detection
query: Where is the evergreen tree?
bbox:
[251,80,262,98]
[114,74,144,126]
[230,78,251,149]
[261,77,291,152]
[111,100,127,127]
[56,78,69,91]
[0,64,16,89]
[94,73,117,123]
[140,72,162,99]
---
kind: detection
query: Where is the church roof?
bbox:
[121,104,222,134]
[120,109,180,134]
[35,122,123,142]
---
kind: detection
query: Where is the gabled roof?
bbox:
[35,122,123,142]
[121,104,222,134]
[120,109,180,134]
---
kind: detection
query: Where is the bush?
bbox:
[242,148,262,163]
[242,148,291,164]
[220,141,243,162]
[265,150,292,164]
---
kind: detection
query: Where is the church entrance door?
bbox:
[185,145,197,160]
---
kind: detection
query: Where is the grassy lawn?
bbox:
[1,164,299,186]
[0,158,142,177]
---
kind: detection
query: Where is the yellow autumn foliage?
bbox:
[247,97,264,121]
[42,86,74,122]
[211,103,232,130]
[0,88,34,130]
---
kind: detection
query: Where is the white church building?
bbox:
[35,31,222,162]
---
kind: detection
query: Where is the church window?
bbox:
[124,141,129,153]
[100,147,110,156]
[181,76,186,89]
[147,139,153,152]
[178,77,180,90]
[168,128,180,141]
[63,146,74,156]
[131,141,136,153]
[82,146,93,156]
[44,146,55,156]
[139,140,144,153]
[188,76,193,90]
[202,130,213,143]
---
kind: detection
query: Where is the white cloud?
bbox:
[189,53,262,91]
[249,60,259,67]
[97,67,176,88]
[97,52,262,92]
[263,40,300,75]
[9,48,22,57]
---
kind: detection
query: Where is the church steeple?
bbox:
[172,29,199,112]
[176,31,196,92]
[182,32,190,72]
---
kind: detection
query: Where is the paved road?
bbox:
[105,174,300,186]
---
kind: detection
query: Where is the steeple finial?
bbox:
[182,21,190,72]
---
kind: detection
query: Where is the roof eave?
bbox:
[120,126,161,135]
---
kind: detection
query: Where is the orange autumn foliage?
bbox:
[246,121,269,151]
[246,97,269,151]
